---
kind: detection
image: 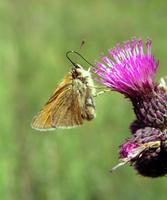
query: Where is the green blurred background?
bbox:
[0,0,167,199]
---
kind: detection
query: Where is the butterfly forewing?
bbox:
[31,74,73,130]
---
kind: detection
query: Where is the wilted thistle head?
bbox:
[116,128,167,178]
[94,38,167,130]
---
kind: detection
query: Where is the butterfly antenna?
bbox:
[80,40,85,49]
[66,51,94,68]
[66,51,78,68]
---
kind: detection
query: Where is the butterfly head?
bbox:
[72,64,91,81]
[66,51,93,81]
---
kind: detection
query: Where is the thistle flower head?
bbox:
[116,128,167,177]
[94,38,159,97]
[94,38,167,129]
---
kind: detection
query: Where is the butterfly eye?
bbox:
[72,67,81,79]
[74,64,81,69]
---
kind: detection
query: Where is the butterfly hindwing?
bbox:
[51,82,84,128]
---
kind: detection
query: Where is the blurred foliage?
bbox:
[0,0,167,200]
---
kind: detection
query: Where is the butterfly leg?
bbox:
[93,89,111,97]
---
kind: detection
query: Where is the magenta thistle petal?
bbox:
[94,38,159,97]
[119,141,139,159]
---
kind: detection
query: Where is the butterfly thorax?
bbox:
[72,65,96,96]
[71,65,96,121]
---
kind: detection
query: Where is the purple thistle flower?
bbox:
[94,38,159,97]
[112,127,167,178]
[94,38,167,130]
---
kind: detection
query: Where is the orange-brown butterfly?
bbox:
[31,51,97,131]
